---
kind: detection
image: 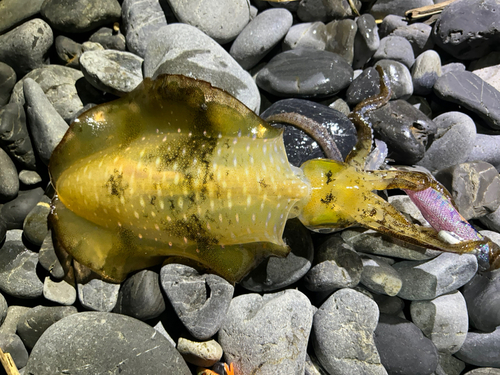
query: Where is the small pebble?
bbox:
[455,326,500,367]
[22,195,51,246]
[373,35,415,68]
[43,277,77,306]
[177,337,223,367]
[411,49,441,96]
[325,19,357,65]
[360,255,402,296]
[77,278,120,312]
[353,14,380,69]
[282,22,327,51]
[18,170,42,186]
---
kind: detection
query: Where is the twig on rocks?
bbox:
[0,348,20,375]
[405,0,457,20]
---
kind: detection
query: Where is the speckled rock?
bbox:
[0,333,28,370]
[0,148,18,201]
[177,337,223,367]
[0,0,45,34]
[77,278,120,312]
[346,66,381,106]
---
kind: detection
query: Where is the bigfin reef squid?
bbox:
[48,66,500,284]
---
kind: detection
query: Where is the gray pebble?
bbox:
[388,194,429,226]
[436,352,465,375]
[410,291,468,354]
[313,288,386,375]
[39,232,65,279]
[325,19,357,65]
[0,333,28,370]
[167,0,250,44]
[455,326,500,367]
[144,23,260,112]
[417,112,476,173]
[434,70,500,130]
[393,252,478,300]
[353,14,380,69]
[296,0,328,22]
[441,62,466,74]
[40,0,121,33]
[323,0,360,18]
[54,35,83,68]
[0,305,30,336]
[177,337,222,367]
[435,161,500,220]
[378,14,408,38]
[219,289,313,375]
[373,35,415,68]
[77,278,120,312]
[0,230,43,299]
[80,50,143,96]
[304,235,362,292]
[18,170,42,186]
[17,305,78,350]
[0,62,16,106]
[393,22,434,56]
[23,195,51,246]
[113,270,165,321]
[230,8,292,70]
[0,0,44,34]
[121,0,168,58]
[0,292,6,326]
[0,148,19,201]
[370,0,433,18]
[1,188,44,229]
[0,19,53,76]
[43,277,77,306]
[89,27,126,51]
[283,22,327,51]
[346,66,381,106]
[411,49,441,95]
[161,264,233,340]
[24,312,191,374]
[374,59,413,100]
[468,134,500,172]
[23,78,68,165]
[473,65,500,93]
[360,255,402,296]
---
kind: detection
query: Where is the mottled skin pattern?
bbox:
[49,68,499,284]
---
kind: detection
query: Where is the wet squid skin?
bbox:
[49,68,499,284]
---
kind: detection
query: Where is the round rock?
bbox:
[24,312,191,374]
[373,35,415,68]
[218,289,313,375]
[0,188,44,230]
[161,264,234,340]
[177,337,223,368]
[411,49,442,95]
[0,62,16,106]
[393,22,434,56]
[89,27,126,51]
[325,19,357,65]
[55,35,83,68]
[283,22,327,51]
[0,148,19,201]
[360,255,402,296]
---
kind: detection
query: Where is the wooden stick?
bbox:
[405,0,457,20]
[0,348,20,375]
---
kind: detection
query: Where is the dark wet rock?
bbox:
[417,112,476,173]
[256,49,353,98]
[161,264,234,340]
[432,0,500,60]
[393,252,478,300]
[219,290,313,374]
[410,290,468,354]
[0,148,19,201]
[177,337,223,367]
[463,269,500,332]
[368,99,436,164]
[373,35,415,68]
[144,23,260,112]
[0,103,36,170]
[230,8,292,70]
[241,219,314,291]
[325,19,357,65]
[346,66,381,106]
[24,78,68,165]
[89,26,126,51]
[378,14,408,38]
[434,70,500,130]
[283,22,327,51]
[313,288,385,375]
[441,62,466,74]
[17,305,78,350]
[374,313,439,375]
[22,195,51,246]
[113,270,165,321]
[0,230,43,299]
[80,50,143,96]
[0,0,45,34]
[374,59,413,100]
[261,99,356,166]
[373,294,405,316]
[304,236,362,292]
[370,0,433,19]
[54,35,83,68]
[455,327,500,367]
[434,161,500,220]
[0,333,28,370]
[0,19,53,77]
[167,0,250,44]
[411,49,441,96]
[43,277,77,306]
[353,14,380,69]
[393,22,434,56]
[360,255,402,296]
[24,312,191,374]
[296,0,328,22]
[78,279,120,312]
[0,62,16,106]
[39,232,65,279]
[0,293,6,326]
[468,134,500,173]
[0,188,44,230]
[122,0,168,58]
[40,0,121,33]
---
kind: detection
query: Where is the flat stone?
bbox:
[0,62,16,106]
[283,22,327,51]
[23,78,68,165]
[0,19,53,76]
[167,0,250,44]
[24,312,191,374]
[434,70,500,130]
[161,264,234,340]
[455,326,500,367]
[218,290,313,375]
[0,148,18,201]
[18,170,42,186]
[393,252,478,300]
[410,291,468,354]
[43,277,77,306]
[177,337,223,367]
[40,0,121,33]
[17,305,78,350]
[468,134,500,173]
[22,195,51,246]
[257,49,353,98]
[360,255,402,296]
[80,50,143,96]
[77,278,120,312]
[144,23,260,112]
[313,288,386,375]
